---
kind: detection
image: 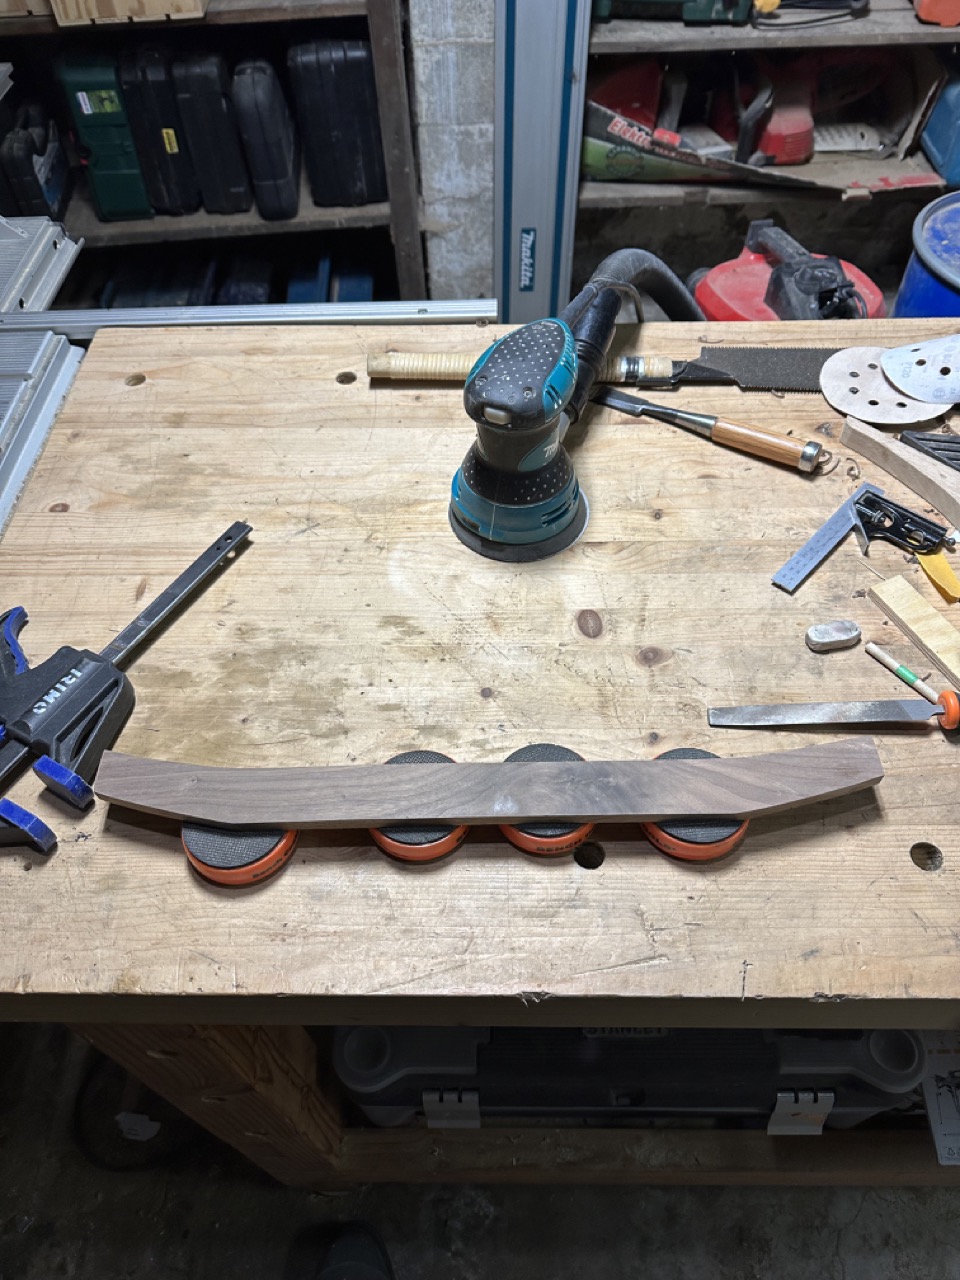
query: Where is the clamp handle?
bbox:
[33,754,95,808]
[0,606,30,681]
[0,797,56,854]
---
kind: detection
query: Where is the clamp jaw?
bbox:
[0,606,135,853]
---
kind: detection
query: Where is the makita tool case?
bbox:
[287,40,386,207]
[172,54,252,216]
[331,1026,926,1131]
[231,59,299,221]
[119,47,200,216]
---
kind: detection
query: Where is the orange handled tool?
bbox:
[593,385,824,474]
[865,642,960,730]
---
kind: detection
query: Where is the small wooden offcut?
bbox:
[50,0,205,22]
[3,318,960,1186]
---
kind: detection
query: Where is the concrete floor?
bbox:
[3,1023,960,1280]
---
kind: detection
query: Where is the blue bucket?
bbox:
[895,191,960,318]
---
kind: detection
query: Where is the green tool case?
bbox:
[57,55,153,221]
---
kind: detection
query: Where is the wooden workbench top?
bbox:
[2,318,960,1026]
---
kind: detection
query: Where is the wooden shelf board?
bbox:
[0,0,363,33]
[63,175,390,248]
[579,152,942,208]
[590,0,960,51]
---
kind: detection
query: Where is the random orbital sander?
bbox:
[449,249,704,562]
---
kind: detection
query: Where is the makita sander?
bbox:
[449,249,704,561]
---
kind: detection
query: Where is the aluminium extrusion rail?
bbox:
[0,332,83,534]
[0,299,499,342]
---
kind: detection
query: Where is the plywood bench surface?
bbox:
[1,318,959,1018]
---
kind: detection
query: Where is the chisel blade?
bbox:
[708,699,938,728]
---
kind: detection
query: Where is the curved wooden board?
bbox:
[94,738,883,829]
[840,417,960,531]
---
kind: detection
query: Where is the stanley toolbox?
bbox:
[119,47,201,216]
[287,40,386,207]
[57,56,152,221]
[172,54,252,216]
[332,1026,929,1131]
[231,59,299,221]
[0,104,71,220]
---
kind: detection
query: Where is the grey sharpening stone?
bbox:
[805,620,862,653]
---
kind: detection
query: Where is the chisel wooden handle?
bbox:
[711,417,822,473]
[366,351,676,383]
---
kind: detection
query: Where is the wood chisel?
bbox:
[592,385,824,472]
[708,696,960,731]
[366,346,839,393]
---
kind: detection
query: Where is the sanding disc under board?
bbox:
[880,335,960,405]
[819,347,942,425]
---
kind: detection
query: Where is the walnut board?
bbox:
[4,318,960,1024]
[94,739,884,827]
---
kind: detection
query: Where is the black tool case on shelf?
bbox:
[172,54,252,216]
[118,47,201,215]
[0,103,71,219]
[287,40,387,207]
[0,99,17,217]
[231,59,299,221]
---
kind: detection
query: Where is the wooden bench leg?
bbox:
[72,1023,342,1187]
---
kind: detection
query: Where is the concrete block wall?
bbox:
[407,0,496,299]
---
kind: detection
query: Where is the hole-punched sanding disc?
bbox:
[819,347,942,425]
[880,336,960,405]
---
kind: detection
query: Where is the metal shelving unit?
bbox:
[0,0,426,296]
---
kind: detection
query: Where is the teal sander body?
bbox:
[449,317,585,561]
[449,249,705,562]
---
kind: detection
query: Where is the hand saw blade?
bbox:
[685,346,840,393]
[707,699,937,728]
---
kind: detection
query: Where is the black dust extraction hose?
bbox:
[560,249,705,426]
